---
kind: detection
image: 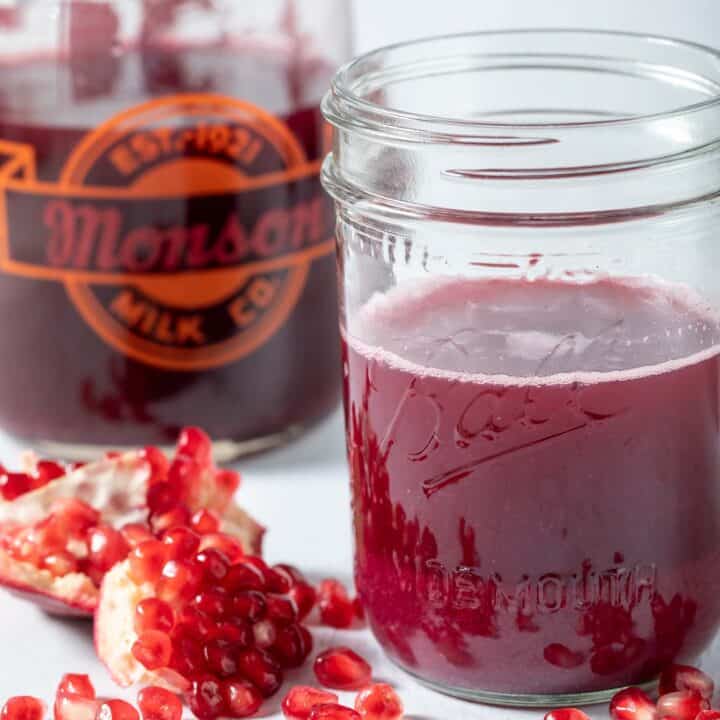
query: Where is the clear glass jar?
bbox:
[0,0,352,459]
[323,30,720,706]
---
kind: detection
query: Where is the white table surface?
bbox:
[0,411,719,719]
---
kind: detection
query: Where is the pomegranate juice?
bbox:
[344,277,720,696]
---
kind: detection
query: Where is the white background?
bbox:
[1,2,720,720]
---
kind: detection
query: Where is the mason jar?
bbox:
[322,30,720,706]
[0,0,352,458]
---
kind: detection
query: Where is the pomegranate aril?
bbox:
[253,619,278,649]
[231,591,267,622]
[95,700,140,720]
[199,534,244,563]
[237,648,283,698]
[177,427,212,465]
[132,630,173,670]
[43,551,79,577]
[659,665,715,701]
[142,447,170,486]
[167,458,197,501]
[35,460,66,484]
[223,564,265,593]
[656,691,708,720]
[273,564,306,586]
[128,541,167,585]
[58,674,96,699]
[87,525,130,572]
[273,624,313,669]
[610,688,657,720]
[135,598,175,634]
[169,636,207,676]
[162,527,201,561]
[55,695,98,720]
[289,583,317,621]
[121,524,154,549]
[696,712,720,720]
[147,482,181,516]
[222,681,262,719]
[1,697,45,720]
[0,472,32,500]
[191,509,220,535]
[192,591,231,619]
[193,549,230,582]
[308,705,361,720]
[157,560,204,604]
[282,687,339,720]
[204,640,239,677]
[214,469,241,497]
[137,686,182,720]
[354,684,404,720]
[314,647,372,691]
[187,676,226,720]
[152,505,191,535]
[318,580,355,629]
[353,598,365,622]
[544,711,591,720]
[266,594,299,625]
[216,620,251,647]
[52,499,100,537]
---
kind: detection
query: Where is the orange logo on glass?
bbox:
[0,94,334,370]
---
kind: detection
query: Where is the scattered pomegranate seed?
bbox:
[282,687,339,719]
[135,598,175,634]
[657,691,708,720]
[187,676,225,720]
[1,697,45,720]
[55,694,98,720]
[191,509,220,535]
[57,674,96,699]
[659,665,715,701]
[222,681,263,718]
[132,630,173,670]
[137,687,182,720]
[354,684,404,720]
[317,580,355,629]
[96,699,140,720]
[308,705,361,720]
[544,711,590,720]
[610,688,657,720]
[128,541,167,584]
[314,648,372,691]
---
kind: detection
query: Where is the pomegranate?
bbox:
[659,665,715,701]
[282,687,340,719]
[656,691,708,720]
[0,428,263,617]
[95,538,314,713]
[354,684,404,720]
[0,697,45,720]
[314,648,372,691]
[610,688,657,720]
[308,705,361,720]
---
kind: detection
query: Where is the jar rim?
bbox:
[324,28,720,138]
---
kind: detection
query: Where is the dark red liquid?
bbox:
[0,39,340,450]
[344,277,720,696]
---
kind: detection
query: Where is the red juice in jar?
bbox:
[0,1,347,456]
[344,276,720,696]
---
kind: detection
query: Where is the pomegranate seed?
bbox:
[42,551,79,577]
[223,564,265,593]
[204,640,239,677]
[543,644,585,669]
[282,687,339,719]
[135,598,175,634]
[242,556,272,585]
[137,687,182,720]
[55,695,98,720]
[128,541,167,585]
[1,697,45,720]
[253,619,278,649]
[610,688,657,720]
[162,527,201,561]
[157,560,204,604]
[289,583,317,621]
[167,458,197,500]
[216,620,251,647]
[187,676,225,720]
[141,447,170,485]
[177,427,212,464]
[192,591,231,619]
[0,472,32,500]
[273,624,313,669]
[308,705,360,720]
[35,460,66,484]
[191,509,220,535]
[222,681,262,718]
[176,611,216,641]
[193,549,230,582]
[147,482,181,516]
[199,534,244,563]
[132,630,173,670]
[273,563,305,586]
[354,684,404,720]
[52,499,100,536]
[545,711,591,720]
[231,591,267,622]
[95,700,139,720]
[318,580,355,629]
[214,469,240,496]
[87,525,130,572]
[152,505,191,535]
[121,524,154,549]
[58,674,96,699]
[314,647,372,691]
[353,598,365,622]
[657,691,708,720]
[659,665,715,701]
[266,594,299,625]
[169,635,207,677]
[696,712,720,720]
[237,648,283,698]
